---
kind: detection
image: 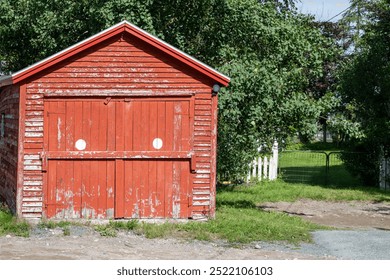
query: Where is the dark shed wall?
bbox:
[0,85,19,213]
[21,33,216,219]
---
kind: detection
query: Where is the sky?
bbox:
[296,0,351,22]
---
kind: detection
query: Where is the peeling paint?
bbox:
[57,118,62,148]
[106,208,114,218]
[107,187,114,198]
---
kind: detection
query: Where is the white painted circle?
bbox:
[152,138,163,150]
[75,139,87,151]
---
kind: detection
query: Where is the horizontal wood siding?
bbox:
[0,85,19,213]
[22,32,215,219]
[28,34,213,95]
[192,94,214,219]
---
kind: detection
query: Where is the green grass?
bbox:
[95,220,139,237]
[217,180,390,205]
[176,206,324,244]
[2,178,389,245]
[0,207,30,237]
[38,220,72,229]
[129,181,389,244]
[286,141,342,152]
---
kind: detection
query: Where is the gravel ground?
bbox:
[1,200,390,260]
[253,230,390,260]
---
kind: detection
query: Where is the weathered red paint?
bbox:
[0,21,230,220]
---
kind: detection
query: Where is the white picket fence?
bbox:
[379,157,390,191]
[247,141,279,182]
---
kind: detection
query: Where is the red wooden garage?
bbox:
[0,21,230,220]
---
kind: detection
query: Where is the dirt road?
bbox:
[1,200,389,260]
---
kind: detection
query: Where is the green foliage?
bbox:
[0,0,154,73]
[38,220,72,229]
[338,0,390,185]
[0,0,338,180]
[94,224,118,237]
[214,2,338,179]
[94,220,139,237]
[0,206,30,237]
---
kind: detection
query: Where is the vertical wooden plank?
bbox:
[82,101,91,151]
[181,101,190,151]
[165,101,174,151]
[173,101,182,151]
[115,159,124,218]
[149,101,158,151]
[98,102,108,151]
[141,101,150,150]
[138,160,149,218]
[48,102,58,151]
[43,101,50,151]
[54,160,65,218]
[90,101,100,151]
[164,160,173,217]
[124,101,133,151]
[74,102,83,150]
[107,101,116,151]
[46,160,57,218]
[57,101,66,151]
[132,101,142,151]
[148,102,158,217]
[147,160,157,217]
[189,96,195,150]
[62,160,74,218]
[65,101,75,151]
[115,101,124,151]
[157,101,166,151]
[106,160,115,218]
[132,160,141,218]
[80,160,91,218]
[155,102,166,217]
[73,159,82,218]
[139,102,151,217]
[17,83,27,218]
[89,160,99,218]
[155,159,165,217]
[72,101,83,218]
[180,161,190,218]
[172,161,181,218]
[209,94,218,218]
[123,160,134,218]
[97,160,107,218]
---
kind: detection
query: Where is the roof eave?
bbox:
[0,75,13,87]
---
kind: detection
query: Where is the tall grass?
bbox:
[0,207,30,237]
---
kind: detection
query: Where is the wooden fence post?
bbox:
[247,141,279,183]
[257,157,262,181]
[263,156,268,180]
[270,141,278,180]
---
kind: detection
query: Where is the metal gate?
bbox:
[279,150,363,186]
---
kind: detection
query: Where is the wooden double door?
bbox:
[42,97,193,219]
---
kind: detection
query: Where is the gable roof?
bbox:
[0,20,230,87]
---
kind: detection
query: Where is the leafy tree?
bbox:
[338,0,390,186]
[0,0,154,73]
[212,1,336,179]
[0,0,336,181]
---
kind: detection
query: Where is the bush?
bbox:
[340,142,382,187]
